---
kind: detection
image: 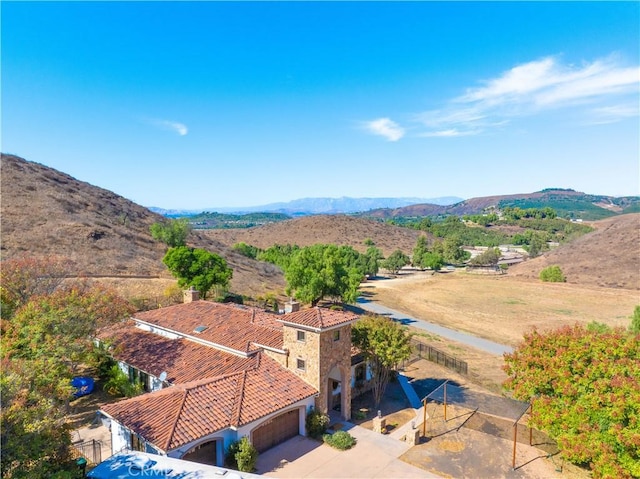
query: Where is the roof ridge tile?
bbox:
[163,388,188,451]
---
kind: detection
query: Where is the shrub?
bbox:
[235,437,258,473]
[102,365,143,398]
[224,440,241,469]
[322,431,356,450]
[306,409,329,439]
[539,265,566,282]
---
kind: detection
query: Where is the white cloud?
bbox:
[147,118,189,136]
[420,128,480,138]
[362,117,405,142]
[586,103,640,125]
[417,54,639,136]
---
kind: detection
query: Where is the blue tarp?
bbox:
[71,376,94,397]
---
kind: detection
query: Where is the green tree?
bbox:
[442,236,470,264]
[150,218,191,247]
[363,246,384,277]
[412,235,429,268]
[257,243,300,271]
[162,246,233,299]
[381,249,409,275]
[6,283,134,374]
[352,315,413,408]
[631,305,640,334]
[470,248,501,266]
[421,252,445,271]
[364,238,375,247]
[504,325,640,478]
[284,244,362,306]
[539,265,566,282]
[1,360,75,478]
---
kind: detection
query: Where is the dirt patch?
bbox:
[350,380,415,433]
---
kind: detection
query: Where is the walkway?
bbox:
[356,297,513,355]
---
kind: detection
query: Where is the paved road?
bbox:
[356,297,513,356]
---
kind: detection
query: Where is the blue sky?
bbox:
[2,1,639,209]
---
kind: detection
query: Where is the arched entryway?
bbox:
[326,364,351,420]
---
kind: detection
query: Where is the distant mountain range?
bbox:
[149,189,640,221]
[149,196,464,217]
[358,189,640,221]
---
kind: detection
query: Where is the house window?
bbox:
[131,433,145,452]
[333,330,340,341]
[297,358,306,371]
[355,364,366,382]
[297,330,306,342]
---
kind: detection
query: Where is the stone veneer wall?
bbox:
[282,323,353,419]
[282,326,321,392]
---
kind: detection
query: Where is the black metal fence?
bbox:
[71,439,102,466]
[401,339,468,375]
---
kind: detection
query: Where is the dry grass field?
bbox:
[364,271,639,392]
[367,271,638,347]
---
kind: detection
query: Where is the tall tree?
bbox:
[352,315,413,408]
[163,246,233,299]
[150,218,191,247]
[1,359,74,479]
[412,235,429,268]
[363,246,384,277]
[504,325,640,478]
[6,283,134,374]
[284,244,362,306]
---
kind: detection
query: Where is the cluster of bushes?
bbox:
[306,409,330,439]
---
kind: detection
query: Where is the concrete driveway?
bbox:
[255,421,439,479]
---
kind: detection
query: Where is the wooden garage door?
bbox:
[252,409,300,453]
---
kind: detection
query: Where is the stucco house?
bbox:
[98,290,368,466]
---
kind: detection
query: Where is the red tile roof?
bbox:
[278,307,359,331]
[101,354,317,452]
[133,301,284,354]
[97,321,257,384]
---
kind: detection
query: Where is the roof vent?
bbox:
[193,325,208,334]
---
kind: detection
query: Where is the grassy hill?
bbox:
[200,214,423,257]
[0,154,284,299]
[508,213,640,290]
[2,154,637,299]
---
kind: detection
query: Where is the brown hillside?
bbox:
[0,154,284,299]
[509,213,640,290]
[200,215,423,257]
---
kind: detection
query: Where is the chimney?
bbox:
[183,287,200,303]
[284,300,300,313]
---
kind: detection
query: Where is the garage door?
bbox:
[252,409,300,453]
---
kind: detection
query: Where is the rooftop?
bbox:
[101,353,317,452]
[133,301,285,354]
[97,321,258,384]
[277,307,360,331]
